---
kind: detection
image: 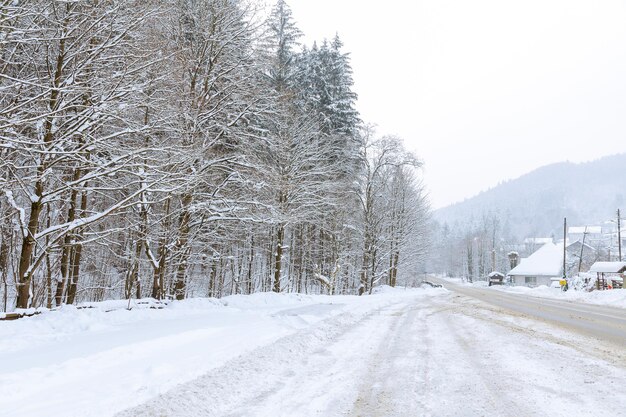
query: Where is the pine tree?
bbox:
[261,0,303,92]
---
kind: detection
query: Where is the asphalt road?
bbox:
[429,276,626,346]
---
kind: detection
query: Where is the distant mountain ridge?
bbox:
[434,153,626,239]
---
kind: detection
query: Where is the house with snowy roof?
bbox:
[568,226,602,240]
[568,225,613,253]
[565,240,597,273]
[507,242,564,287]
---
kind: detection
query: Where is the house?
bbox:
[568,225,625,258]
[565,240,597,273]
[507,242,564,287]
[566,239,595,255]
[568,226,602,243]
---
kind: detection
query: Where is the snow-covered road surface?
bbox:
[0,290,429,417]
[432,277,626,345]
[117,289,626,417]
[2,287,625,417]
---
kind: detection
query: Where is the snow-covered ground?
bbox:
[0,287,431,417]
[2,285,625,417]
[443,277,626,308]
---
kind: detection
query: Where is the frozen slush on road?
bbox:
[2,285,625,417]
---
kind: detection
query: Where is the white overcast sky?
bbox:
[285,0,626,208]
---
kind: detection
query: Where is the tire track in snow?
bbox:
[235,303,410,417]
[439,312,535,417]
[440,293,626,417]
[349,304,431,417]
[452,295,626,367]
[115,299,412,417]
[116,290,626,417]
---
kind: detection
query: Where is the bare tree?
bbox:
[1,0,162,308]
[355,128,421,295]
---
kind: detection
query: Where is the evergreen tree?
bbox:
[294,34,360,176]
[261,0,303,92]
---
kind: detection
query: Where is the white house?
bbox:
[507,242,564,287]
[568,226,602,243]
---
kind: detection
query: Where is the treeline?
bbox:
[0,0,429,311]
[430,212,513,280]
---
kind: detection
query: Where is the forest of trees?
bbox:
[0,0,429,311]
[429,212,513,281]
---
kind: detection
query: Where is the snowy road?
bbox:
[431,277,626,345]
[116,290,626,417]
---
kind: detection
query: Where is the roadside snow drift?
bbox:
[0,286,439,417]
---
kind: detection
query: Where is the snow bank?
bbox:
[221,291,317,309]
[0,287,442,417]
[493,284,626,308]
[372,284,447,294]
[450,278,626,309]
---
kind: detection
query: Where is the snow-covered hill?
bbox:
[434,153,626,239]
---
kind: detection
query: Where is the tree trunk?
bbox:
[388,239,395,286]
[56,171,81,306]
[246,234,254,295]
[0,216,12,312]
[19,14,69,309]
[466,240,474,282]
[173,194,193,300]
[44,212,53,309]
[266,228,274,292]
[65,234,84,305]
[208,260,217,297]
[62,191,88,306]
[390,250,399,287]
[273,224,285,293]
[125,192,147,301]
[368,246,377,295]
[16,183,43,309]
[125,237,143,300]
[294,226,303,293]
[359,224,372,296]
[151,198,171,300]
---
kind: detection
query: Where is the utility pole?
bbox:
[563,217,567,278]
[578,226,587,274]
[618,209,622,262]
[562,217,568,291]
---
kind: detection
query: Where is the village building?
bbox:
[568,226,603,244]
[588,261,626,289]
[507,242,564,287]
[565,240,597,273]
[566,224,626,263]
